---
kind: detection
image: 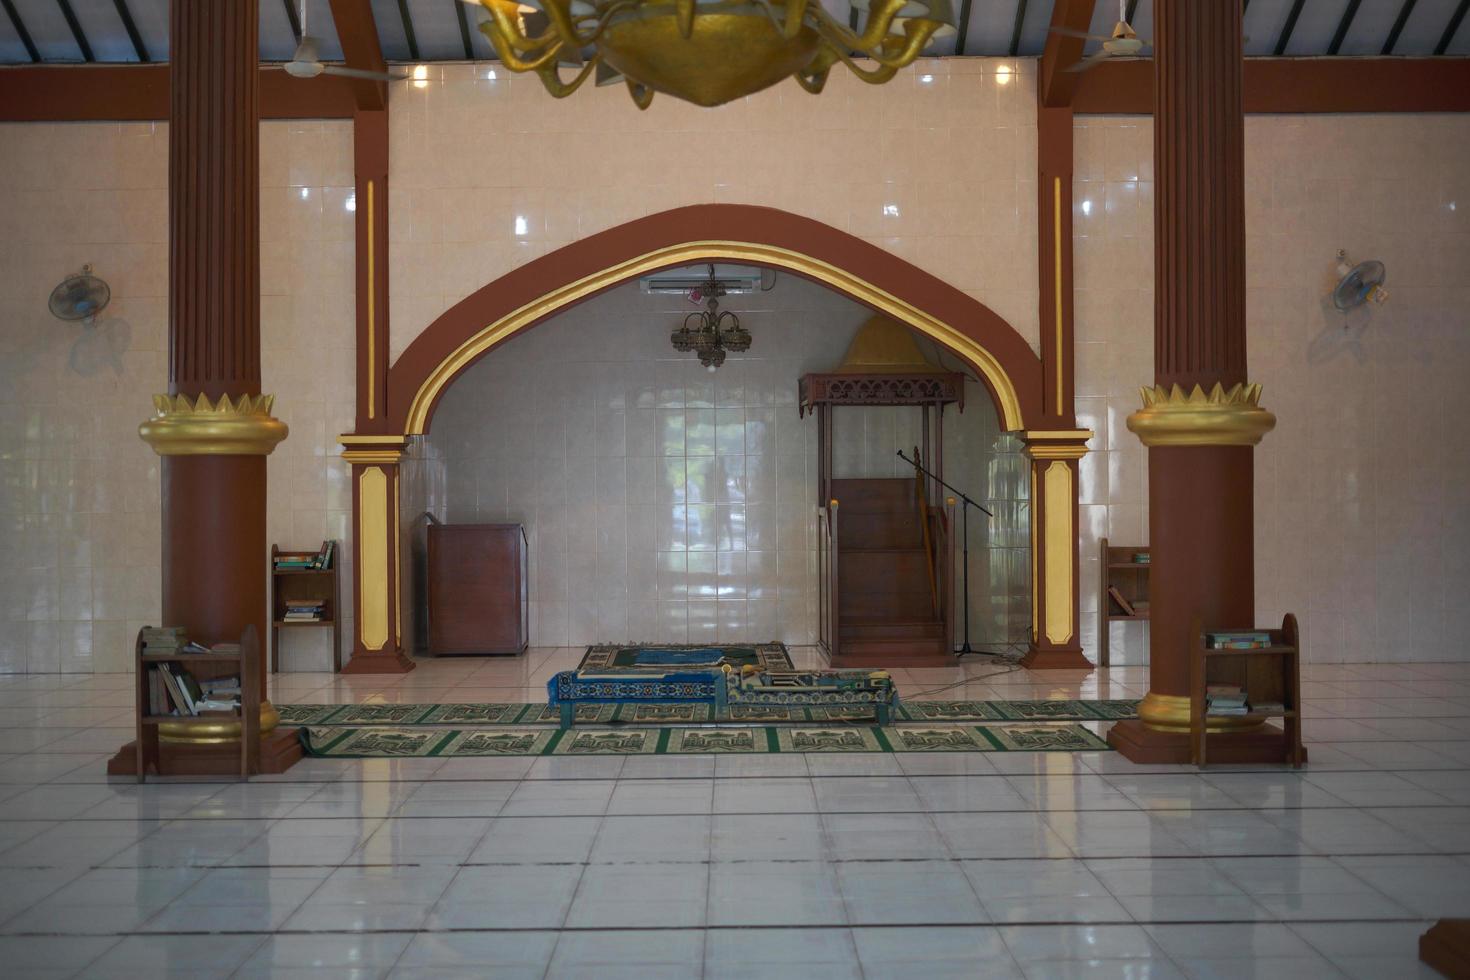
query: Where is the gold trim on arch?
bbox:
[404,242,1027,434]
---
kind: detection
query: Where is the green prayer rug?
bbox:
[299,722,1113,758]
[577,642,795,673]
[275,698,1139,728]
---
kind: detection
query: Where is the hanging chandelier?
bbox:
[472,0,957,108]
[670,265,752,371]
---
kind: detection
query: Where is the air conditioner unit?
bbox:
[640,263,765,297]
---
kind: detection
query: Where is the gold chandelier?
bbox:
[473,0,957,108]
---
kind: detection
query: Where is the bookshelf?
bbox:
[134,624,261,782]
[1188,613,1304,768]
[271,542,341,673]
[1098,538,1150,667]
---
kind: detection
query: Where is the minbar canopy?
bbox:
[799,315,965,417]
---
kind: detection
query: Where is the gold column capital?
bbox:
[340,434,407,465]
[138,393,288,456]
[1020,428,1092,461]
[1127,382,1276,447]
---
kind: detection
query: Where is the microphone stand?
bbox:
[897,449,992,655]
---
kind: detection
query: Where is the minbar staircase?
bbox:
[822,477,954,668]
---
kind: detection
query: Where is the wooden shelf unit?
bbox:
[1188,613,1304,769]
[134,624,261,782]
[1098,538,1151,667]
[271,543,341,673]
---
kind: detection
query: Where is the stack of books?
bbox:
[1206,684,1250,716]
[1132,552,1150,564]
[275,540,335,571]
[147,664,241,716]
[283,599,326,623]
[140,626,187,654]
[1207,630,1273,649]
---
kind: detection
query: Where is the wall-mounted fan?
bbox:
[1050,0,1151,72]
[1331,250,1388,312]
[284,0,407,81]
[48,265,111,325]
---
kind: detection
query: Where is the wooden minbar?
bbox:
[802,316,964,668]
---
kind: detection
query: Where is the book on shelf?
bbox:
[1132,553,1150,564]
[1206,630,1273,649]
[1106,586,1136,616]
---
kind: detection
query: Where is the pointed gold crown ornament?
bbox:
[138,393,289,456]
[1126,382,1276,447]
[474,0,957,108]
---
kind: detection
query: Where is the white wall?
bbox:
[408,274,1031,653]
[1073,114,1470,664]
[0,120,355,674]
[386,57,1041,362]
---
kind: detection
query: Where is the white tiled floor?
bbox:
[1,648,1467,978]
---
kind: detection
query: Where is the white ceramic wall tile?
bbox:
[0,120,355,674]
[403,275,1029,652]
[1074,114,1470,665]
[385,58,1042,363]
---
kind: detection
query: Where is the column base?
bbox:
[1107,718,1305,766]
[341,649,416,674]
[1420,920,1470,979]
[106,728,303,776]
[1020,642,1094,671]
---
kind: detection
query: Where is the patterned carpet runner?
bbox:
[276,699,1140,727]
[300,722,1113,758]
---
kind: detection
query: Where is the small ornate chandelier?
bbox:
[670,265,752,371]
[473,0,956,109]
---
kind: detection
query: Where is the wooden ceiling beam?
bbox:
[1073,57,1470,115]
[1040,0,1098,108]
[0,65,356,121]
[326,0,388,111]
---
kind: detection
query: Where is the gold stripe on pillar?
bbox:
[1053,177,1064,416]
[359,466,389,650]
[367,179,376,420]
[393,474,401,646]
[1043,460,1074,643]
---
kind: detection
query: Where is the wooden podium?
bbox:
[427,523,529,655]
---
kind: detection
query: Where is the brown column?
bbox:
[114,0,294,774]
[1108,0,1277,763]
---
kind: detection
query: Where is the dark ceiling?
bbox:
[1,0,1466,66]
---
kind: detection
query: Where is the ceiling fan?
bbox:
[284,0,406,81]
[1050,0,1150,72]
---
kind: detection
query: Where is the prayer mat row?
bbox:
[276,698,1139,728]
[300,722,1113,757]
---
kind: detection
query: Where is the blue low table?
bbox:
[546,666,899,728]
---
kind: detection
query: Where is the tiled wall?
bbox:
[0,120,355,674]
[386,57,1041,362]
[409,274,1030,651]
[1073,114,1470,664]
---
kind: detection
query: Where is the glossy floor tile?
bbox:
[0,651,1467,978]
